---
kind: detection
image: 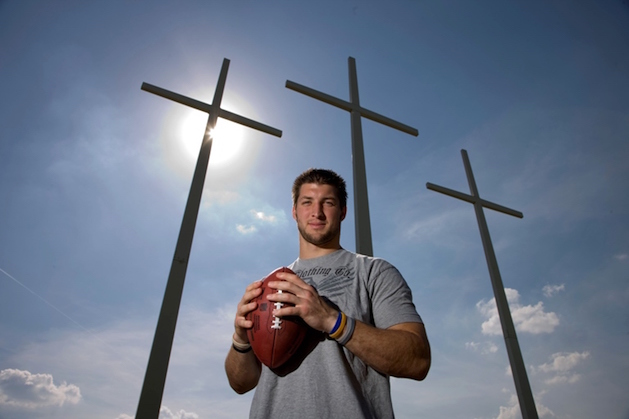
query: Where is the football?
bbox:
[246,267,308,369]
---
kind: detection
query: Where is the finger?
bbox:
[243,280,263,296]
[267,280,301,297]
[240,286,263,306]
[237,300,258,317]
[269,276,315,296]
[247,280,263,290]
[235,300,259,335]
[273,305,299,318]
[267,290,298,305]
[275,272,305,286]
[235,316,254,329]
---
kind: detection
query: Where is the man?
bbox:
[225,168,430,418]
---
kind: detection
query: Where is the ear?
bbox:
[341,206,347,221]
[292,205,297,221]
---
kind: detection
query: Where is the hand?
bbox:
[233,280,263,344]
[267,271,339,333]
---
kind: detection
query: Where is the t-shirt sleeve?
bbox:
[367,260,423,330]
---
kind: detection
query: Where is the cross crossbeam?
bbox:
[285,80,418,136]
[286,57,418,256]
[136,58,281,419]
[141,83,282,137]
[425,184,523,219]
[426,149,538,419]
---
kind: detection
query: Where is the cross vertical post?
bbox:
[286,57,418,256]
[348,58,372,258]
[426,149,538,419]
[136,58,281,419]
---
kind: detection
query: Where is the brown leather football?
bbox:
[246,267,308,369]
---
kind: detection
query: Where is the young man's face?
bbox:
[292,183,347,247]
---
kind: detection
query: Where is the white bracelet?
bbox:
[232,336,251,352]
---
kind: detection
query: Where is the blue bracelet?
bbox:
[329,311,343,335]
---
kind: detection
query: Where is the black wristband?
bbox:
[232,343,252,353]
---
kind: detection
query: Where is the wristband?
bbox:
[232,336,252,353]
[329,312,347,340]
[329,311,343,335]
[232,343,252,353]
[335,316,355,346]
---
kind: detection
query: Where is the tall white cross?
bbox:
[426,149,538,419]
[286,57,418,256]
[136,58,282,419]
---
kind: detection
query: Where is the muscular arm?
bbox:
[345,321,430,380]
[224,281,263,394]
[225,338,261,394]
[269,272,431,381]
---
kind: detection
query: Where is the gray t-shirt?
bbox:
[249,249,422,419]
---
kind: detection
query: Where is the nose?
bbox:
[311,203,325,219]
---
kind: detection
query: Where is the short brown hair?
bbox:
[292,168,348,208]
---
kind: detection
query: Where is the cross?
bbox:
[286,57,418,256]
[426,149,538,419]
[136,58,282,419]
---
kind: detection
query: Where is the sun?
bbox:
[180,110,246,166]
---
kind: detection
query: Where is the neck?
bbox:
[298,237,342,260]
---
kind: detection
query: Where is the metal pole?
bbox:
[285,57,418,256]
[461,150,538,419]
[135,60,229,419]
[135,127,215,419]
[136,59,281,418]
[426,149,538,419]
[348,57,373,257]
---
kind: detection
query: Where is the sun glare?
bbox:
[180,110,246,166]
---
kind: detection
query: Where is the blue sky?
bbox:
[1,1,628,418]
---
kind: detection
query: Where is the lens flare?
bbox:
[180,111,246,166]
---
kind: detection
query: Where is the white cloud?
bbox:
[0,369,81,409]
[614,253,628,261]
[159,405,199,419]
[1,321,150,418]
[495,393,556,419]
[544,374,581,385]
[535,402,558,417]
[542,284,565,297]
[536,351,590,374]
[236,224,257,234]
[234,208,286,235]
[116,405,199,419]
[250,210,276,223]
[535,351,590,386]
[4,304,249,419]
[495,395,520,419]
[477,288,560,335]
[512,302,560,334]
[465,341,498,354]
